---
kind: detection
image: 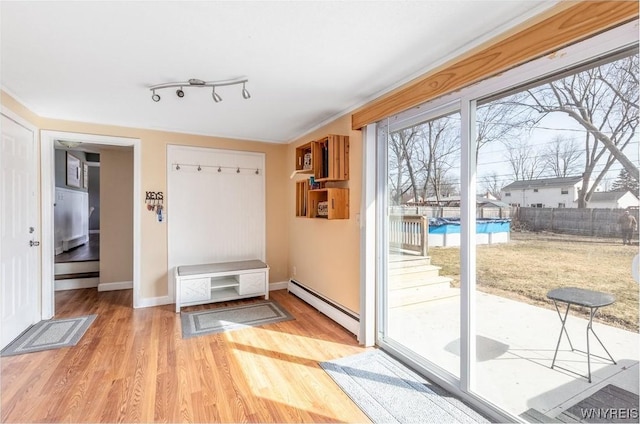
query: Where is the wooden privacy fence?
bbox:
[389,215,428,256]
[514,207,639,238]
[389,206,510,219]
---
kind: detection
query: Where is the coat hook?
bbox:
[255,168,259,175]
[236,167,240,173]
[197,165,202,171]
[175,164,180,170]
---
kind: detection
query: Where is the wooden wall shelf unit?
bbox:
[308,188,349,219]
[294,135,349,181]
[294,134,350,220]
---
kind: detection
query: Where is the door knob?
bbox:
[29,240,40,247]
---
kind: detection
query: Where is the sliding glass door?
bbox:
[378,105,462,380]
[374,23,638,421]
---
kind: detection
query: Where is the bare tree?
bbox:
[388,127,419,205]
[413,115,461,203]
[480,171,503,199]
[476,93,538,162]
[503,138,545,181]
[523,53,639,206]
[543,135,583,177]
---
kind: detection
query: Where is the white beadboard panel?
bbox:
[54,187,89,253]
[167,145,266,301]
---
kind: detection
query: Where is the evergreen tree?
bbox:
[611,168,639,193]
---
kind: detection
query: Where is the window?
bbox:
[533,188,539,192]
[504,192,511,197]
[561,188,569,194]
[558,203,566,208]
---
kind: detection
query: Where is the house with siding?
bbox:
[501,176,600,208]
[588,190,640,209]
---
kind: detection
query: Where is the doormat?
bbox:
[1,315,97,357]
[320,349,489,423]
[180,300,294,339]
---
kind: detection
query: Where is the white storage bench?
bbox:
[175,260,269,313]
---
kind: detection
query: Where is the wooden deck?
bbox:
[521,384,639,422]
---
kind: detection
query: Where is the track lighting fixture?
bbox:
[149,77,250,102]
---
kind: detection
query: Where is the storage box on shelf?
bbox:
[308,188,349,219]
[295,142,313,173]
[312,135,349,182]
[295,179,309,217]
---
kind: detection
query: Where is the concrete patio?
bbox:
[387,290,639,419]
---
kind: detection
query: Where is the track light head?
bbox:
[151,91,161,102]
[212,88,222,103]
[176,88,185,98]
[242,82,251,99]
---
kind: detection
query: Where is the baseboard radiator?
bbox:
[288,279,360,337]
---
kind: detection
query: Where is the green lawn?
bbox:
[428,231,639,332]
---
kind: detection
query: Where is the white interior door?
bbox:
[1,113,41,349]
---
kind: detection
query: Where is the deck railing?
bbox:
[389,215,428,256]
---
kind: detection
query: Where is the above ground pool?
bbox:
[428,218,511,247]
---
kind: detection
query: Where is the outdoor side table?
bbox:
[547,287,616,383]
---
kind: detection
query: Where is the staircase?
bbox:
[388,254,457,308]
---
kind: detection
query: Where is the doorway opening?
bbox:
[41,131,141,319]
[53,146,100,290]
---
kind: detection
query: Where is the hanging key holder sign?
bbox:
[145,191,165,222]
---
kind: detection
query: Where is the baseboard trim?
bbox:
[269,281,289,291]
[98,281,133,292]
[135,295,172,309]
[288,279,359,337]
[55,277,99,291]
[62,234,89,252]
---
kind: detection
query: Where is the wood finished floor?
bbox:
[54,233,100,263]
[0,289,371,423]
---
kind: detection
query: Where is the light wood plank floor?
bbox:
[1,289,371,423]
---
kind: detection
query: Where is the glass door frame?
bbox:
[369,20,639,422]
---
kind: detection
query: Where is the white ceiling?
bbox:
[1,1,557,144]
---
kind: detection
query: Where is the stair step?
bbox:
[388,256,431,268]
[389,287,459,308]
[55,277,99,291]
[55,271,99,280]
[55,261,99,275]
[389,264,442,277]
[389,275,452,290]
